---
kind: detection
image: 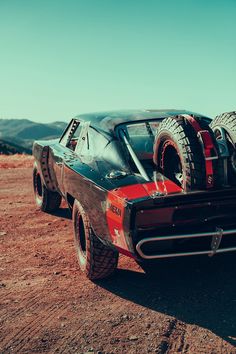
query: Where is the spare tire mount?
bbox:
[182,114,218,189]
[154,115,218,191]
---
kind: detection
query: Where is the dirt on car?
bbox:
[0,155,236,353]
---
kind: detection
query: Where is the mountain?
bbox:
[0,139,32,155]
[0,119,67,154]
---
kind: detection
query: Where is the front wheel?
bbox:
[72,200,118,280]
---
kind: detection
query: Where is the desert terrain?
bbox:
[0,155,236,353]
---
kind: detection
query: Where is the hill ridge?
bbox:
[0,118,67,154]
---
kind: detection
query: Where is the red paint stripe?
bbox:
[111,180,182,201]
[106,180,181,254]
[114,246,136,259]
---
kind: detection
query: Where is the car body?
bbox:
[33,109,236,278]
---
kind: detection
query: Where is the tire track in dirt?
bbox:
[1,303,65,352]
[157,318,188,353]
[0,292,13,303]
[0,289,43,322]
[58,318,115,354]
[57,321,97,354]
[156,318,177,353]
[57,325,85,354]
[54,298,144,354]
[53,299,125,354]
[1,301,67,353]
[54,309,96,353]
[15,303,69,354]
[168,322,187,353]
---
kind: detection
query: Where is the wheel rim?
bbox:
[36,173,42,197]
[75,212,87,259]
[160,140,183,186]
[33,170,43,205]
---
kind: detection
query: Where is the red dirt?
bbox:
[0,156,236,353]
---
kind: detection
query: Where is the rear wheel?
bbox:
[33,165,62,212]
[72,200,118,280]
[153,116,208,191]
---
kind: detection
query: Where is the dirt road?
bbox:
[0,159,236,353]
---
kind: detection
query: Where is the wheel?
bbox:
[72,200,118,280]
[153,115,218,191]
[33,165,62,212]
[210,111,236,184]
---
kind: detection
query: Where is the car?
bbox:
[33,109,236,279]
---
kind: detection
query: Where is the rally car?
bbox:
[33,109,236,279]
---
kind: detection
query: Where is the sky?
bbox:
[0,0,235,123]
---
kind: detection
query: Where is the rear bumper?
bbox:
[136,227,236,259]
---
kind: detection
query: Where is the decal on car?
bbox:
[107,202,122,217]
[106,191,128,251]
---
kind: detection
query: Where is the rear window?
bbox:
[126,121,159,137]
[125,121,160,156]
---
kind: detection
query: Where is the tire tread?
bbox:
[154,115,218,190]
[73,201,118,280]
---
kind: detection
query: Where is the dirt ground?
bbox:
[0,155,236,354]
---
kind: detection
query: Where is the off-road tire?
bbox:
[73,200,118,280]
[210,111,236,183]
[153,115,217,191]
[33,165,62,212]
[210,111,236,143]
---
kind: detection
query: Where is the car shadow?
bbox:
[49,207,72,220]
[97,253,236,346]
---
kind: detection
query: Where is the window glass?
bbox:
[60,120,75,147]
[126,121,159,137]
[125,121,159,155]
[79,128,108,159]
[66,121,82,151]
[72,124,83,139]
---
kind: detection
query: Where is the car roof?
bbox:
[74,109,210,135]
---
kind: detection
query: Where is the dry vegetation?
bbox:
[0,154,33,169]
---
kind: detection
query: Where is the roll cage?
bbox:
[116,120,161,182]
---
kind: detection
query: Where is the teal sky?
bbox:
[0,0,235,123]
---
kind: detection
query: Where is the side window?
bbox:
[60,120,75,147]
[60,120,89,152]
[78,128,108,159]
[60,119,82,150]
[66,122,83,151]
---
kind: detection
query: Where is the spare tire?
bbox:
[210,111,236,183]
[153,115,218,191]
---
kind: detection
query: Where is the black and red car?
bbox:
[33,109,236,279]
